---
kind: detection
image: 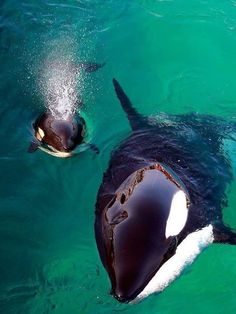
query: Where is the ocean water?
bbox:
[0,0,236,313]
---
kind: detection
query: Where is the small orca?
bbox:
[95,79,236,303]
[28,111,100,157]
[28,62,104,157]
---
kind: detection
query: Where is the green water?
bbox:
[1,0,236,313]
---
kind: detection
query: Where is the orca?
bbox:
[95,78,236,303]
[28,62,104,157]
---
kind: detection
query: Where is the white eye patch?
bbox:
[165,190,188,238]
[37,127,45,140]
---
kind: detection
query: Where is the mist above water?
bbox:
[39,59,84,120]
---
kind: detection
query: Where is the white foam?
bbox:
[165,191,188,238]
[133,225,214,303]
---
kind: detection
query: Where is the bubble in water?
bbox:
[39,59,85,120]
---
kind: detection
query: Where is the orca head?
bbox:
[33,112,85,154]
[96,164,190,303]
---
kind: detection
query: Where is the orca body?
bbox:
[95,79,236,303]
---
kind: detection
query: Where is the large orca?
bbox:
[28,62,104,157]
[95,79,236,303]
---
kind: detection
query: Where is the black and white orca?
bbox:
[95,79,236,303]
[28,62,104,157]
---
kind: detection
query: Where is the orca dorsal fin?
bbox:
[112,78,148,131]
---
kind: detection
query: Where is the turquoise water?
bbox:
[1,0,236,313]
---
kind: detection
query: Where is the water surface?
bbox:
[0,1,236,313]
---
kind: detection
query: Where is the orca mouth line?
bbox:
[39,145,73,158]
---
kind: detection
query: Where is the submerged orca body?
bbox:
[95,79,236,303]
[28,62,104,157]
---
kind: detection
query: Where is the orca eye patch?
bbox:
[165,190,188,238]
[36,127,45,141]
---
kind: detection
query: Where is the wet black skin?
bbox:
[95,79,236,303]
[33,112,85,152]
[28,61,105,154]
[99,165,188,302]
